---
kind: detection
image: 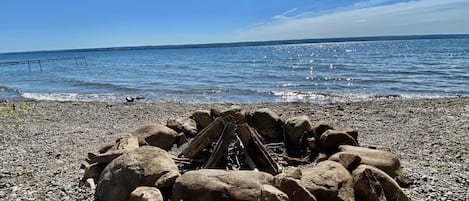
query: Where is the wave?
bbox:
[271,91,453,103]
[21,92,122,102]
[65,79,140,92]
[0,85,22,95]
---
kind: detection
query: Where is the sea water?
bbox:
[0,38,468,103]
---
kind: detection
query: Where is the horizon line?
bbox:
[2,33,469,55]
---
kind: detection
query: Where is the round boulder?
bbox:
[336,145,402,178]
[132,124,178,150]
[300,160,355,201]
[167,117,198,137]
[319,129,358,151]
[129,186,164,201]
[284,115,313,145]
[190,110,213,130]
[96,146,180,201]
[353,165,410,201]
[248,108,284,139]
[171,169,275,201]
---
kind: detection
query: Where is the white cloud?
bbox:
[236,0,469,41]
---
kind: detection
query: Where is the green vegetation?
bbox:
[0,102,30,119]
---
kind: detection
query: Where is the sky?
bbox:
[1,0,468,52]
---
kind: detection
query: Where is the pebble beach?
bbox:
[0,97,468,200]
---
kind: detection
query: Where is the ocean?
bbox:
[1,36,468,103]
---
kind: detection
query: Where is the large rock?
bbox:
[284,116,313,145]
[87,134,139,164]
[248,108,284,139]
[334,145,402,178]
[171,169,275,201]
[274,176,317,201]
[219,105,247,124]
[352,167,386,201]
[96,146,180,201]
[319,129,358,151]
[132,124,177,150]
[129,186,164,201]
[260,184,289,201]
[167,117,198,137]
[353,165,410,201]
[300,161,355,201]
[190,110,213,129]
[311,121,334,138]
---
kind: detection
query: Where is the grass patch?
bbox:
[0,102,30,119]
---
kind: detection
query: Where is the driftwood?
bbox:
[178,116,280,174]
[205,123,237,168]
[179,117,232,158]
[237,123,280,175]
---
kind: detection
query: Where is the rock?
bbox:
[319,129,358,151]
[129,187,163,201]
[110,134,139,151]
[261,184,289,201]
[171,169,274,201]
[218,105,246,124]
[337,128,359,141]
[96,146,180,201]
[311,121,333,138]
[300,160,355,201]
[284,115,313,145]
[328,153,362,171]
[353,167,386,201]
[353,165,410,201]
[87,135,140,164]
[248,108,284,139]
[337,145,402,178]
[274,175,317,201]
[166,117,198,137]
[132,124,178,150]
[190,110,213,130]
[281,167,302,180]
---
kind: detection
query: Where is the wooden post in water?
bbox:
[28,60,31,72]
[38,60,42,72]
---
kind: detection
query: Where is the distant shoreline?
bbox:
[2,33,468,54]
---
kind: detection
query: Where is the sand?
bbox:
[0,97,468,200]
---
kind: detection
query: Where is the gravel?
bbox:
[0,97,468,200]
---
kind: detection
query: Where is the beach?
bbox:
[0,97,468,200]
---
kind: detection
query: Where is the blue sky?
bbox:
[1,0,468,52]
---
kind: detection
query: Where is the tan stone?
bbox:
[338,145,402,178]
[248,108,284,139]
[261,184,289,201]
[167,117,198,137]
[190,110,213,129]
[274,176,317,201]
[319,129,358,151]
[353,165,410,201]
[132,124,177,150]
[300,160,355,201]
[96,146,180,201]
[311,120,333,138]
[171,169,274,201]
[129,186,163,201]
[284,115,313,145]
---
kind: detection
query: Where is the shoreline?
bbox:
[1,97,468,200]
